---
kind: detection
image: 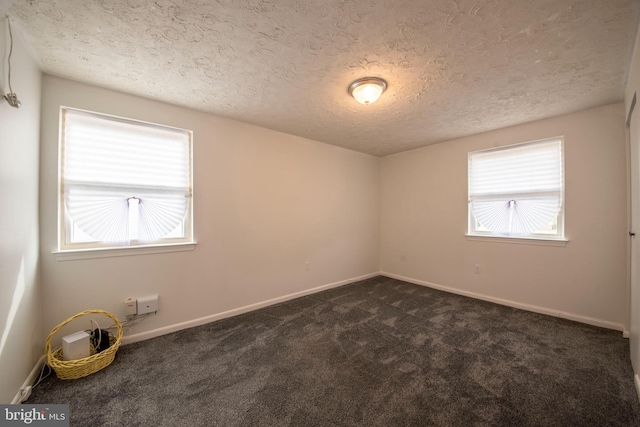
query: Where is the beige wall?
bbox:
[0,17,42,403]
[380,104,628,330]
[39,76,380,343]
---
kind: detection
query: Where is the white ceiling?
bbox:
[3,0,639,156]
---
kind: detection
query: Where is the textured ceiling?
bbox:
[2,0,639,156]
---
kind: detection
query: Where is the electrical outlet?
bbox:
[474,264,481,274]
[124,298,137,316]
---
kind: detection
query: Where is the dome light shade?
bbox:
[348,77,387,105]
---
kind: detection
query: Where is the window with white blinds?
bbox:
[60,108,193,249]
[468,137,564,239]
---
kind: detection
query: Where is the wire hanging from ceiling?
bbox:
[3,15,21,108]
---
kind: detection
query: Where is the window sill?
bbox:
[465,235,568,247]
[53,242,197,261]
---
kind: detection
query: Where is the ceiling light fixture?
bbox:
[348,77,387,105]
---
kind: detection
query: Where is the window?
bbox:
[468,137,564,240]
[59,108,193,251]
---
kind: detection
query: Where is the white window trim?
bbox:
[53,242,197,261]
[465,234,568,247]
[467,136,566,242]
[57,107,195,254]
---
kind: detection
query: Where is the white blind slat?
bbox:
[469,139,563,196]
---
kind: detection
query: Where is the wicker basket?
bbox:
[46,309,122,380]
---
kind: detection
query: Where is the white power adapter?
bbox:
[62,331,90,361]
[137,294,159,315]
[124,297,137,316]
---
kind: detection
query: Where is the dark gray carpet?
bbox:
[28,276,640,426]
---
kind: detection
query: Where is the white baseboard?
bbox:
[122,272,381,345]
[381,272,625,332]
[635,374,640,402]
[624,330,630,339]
[11,355,46,404]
